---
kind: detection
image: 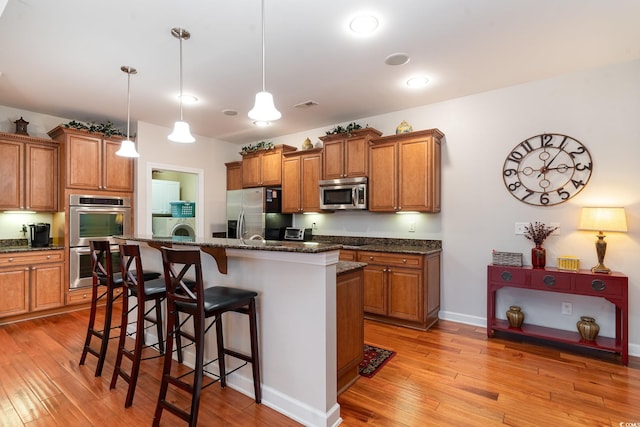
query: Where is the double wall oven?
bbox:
[69,195,132,289]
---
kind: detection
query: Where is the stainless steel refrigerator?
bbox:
[226,187,292,240]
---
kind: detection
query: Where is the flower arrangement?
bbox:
[240,140,274,155]
[524,222,558,246]
[63,120,126,138]
[325,122,366,136]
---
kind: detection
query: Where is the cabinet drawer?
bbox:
[358,251,423,268]
[530,270,572,291]
[575,275,625,297]
[0,251,63,267]
[66,287,123,305]
[488,266,527,287]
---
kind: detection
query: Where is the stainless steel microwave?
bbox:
[319,177,367,210]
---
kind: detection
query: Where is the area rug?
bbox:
[359,344,395,378]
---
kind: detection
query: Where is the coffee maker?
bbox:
[29,223,50,248]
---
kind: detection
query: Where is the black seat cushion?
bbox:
[174,286,257,315]
[105,271,162,286]
[128,277,166,298]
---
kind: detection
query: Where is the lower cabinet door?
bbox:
[387,267,423,322]
[0,267,30,317]
[31,263,65,312]
[363,265,387,315]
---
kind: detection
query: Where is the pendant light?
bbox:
[168,27,195,143]
[248,0,281,125]
[116,66,140,158]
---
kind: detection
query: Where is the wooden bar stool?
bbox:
[79,240,161,377]
[110,244,167,407]
[153,247,261,427]
[79,240,123,377]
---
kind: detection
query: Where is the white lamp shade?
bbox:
[248,91,281,122]
[168,121,195,143]
[578,207,628,232]
[115,139,139,158]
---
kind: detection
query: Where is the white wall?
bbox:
[135,121,241,236]
[267,59,640,354]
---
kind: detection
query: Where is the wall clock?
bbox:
[502,133,592,206]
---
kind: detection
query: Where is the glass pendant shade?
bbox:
[116,139,139,157]
[168,120,195,143]
[248,91,281,122]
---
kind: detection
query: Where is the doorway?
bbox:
[146,162,204,237]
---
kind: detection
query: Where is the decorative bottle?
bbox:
[576,316,600,341]
[531,245,546,268]
[506,306,524,328]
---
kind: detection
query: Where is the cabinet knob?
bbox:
[8,258,13,262]
[46,255,51,259]
[591,280,606,292]
[369,256,374,260]
[500,271,512,281]
[402,259,407,263]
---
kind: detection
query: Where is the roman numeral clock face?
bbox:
[502,133,592,206]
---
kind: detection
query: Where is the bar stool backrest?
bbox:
[90,240,114,287]
[160,247,204,312]
[119,244,143,292]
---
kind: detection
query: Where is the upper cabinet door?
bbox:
[67,134,102,190]
[0,138,23,210]
[25,142,59,211]
[103,139,134,192]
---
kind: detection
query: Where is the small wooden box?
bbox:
[557,256,580,272]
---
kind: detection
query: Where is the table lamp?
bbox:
[578,207,627,273]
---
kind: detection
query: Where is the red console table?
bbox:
[487,265,628,365]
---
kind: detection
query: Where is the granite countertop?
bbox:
[117,235,343,254]
[336,261,367,275]
[0,245,65,253]
[316,236,442,255]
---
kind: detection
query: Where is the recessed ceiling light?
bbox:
[385,53,410,66]
[178,94,198,104]
[222,109,238,116]
[349,15,379,34]
[406,76,430,88]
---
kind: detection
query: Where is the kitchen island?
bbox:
[117,235,343,427]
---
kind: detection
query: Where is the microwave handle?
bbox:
[352,187,357,207]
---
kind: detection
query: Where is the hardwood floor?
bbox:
[1,308,638,426]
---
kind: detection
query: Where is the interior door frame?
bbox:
[145,162,205,237]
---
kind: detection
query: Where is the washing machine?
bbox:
[152,217,196,239]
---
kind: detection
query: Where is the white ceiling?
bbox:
[1,1,639,144]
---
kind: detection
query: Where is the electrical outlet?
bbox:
[409,222,415,232]
[561,302,572,315]
[311,222,317,230]
[515,222,528,235]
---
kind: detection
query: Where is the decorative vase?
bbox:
[506,306,524,328]
[531,245,546,268]
[302,137,313,150]
[395,120,413,134]
[577,316,600,341]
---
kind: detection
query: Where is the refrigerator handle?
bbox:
[237,210,244,240]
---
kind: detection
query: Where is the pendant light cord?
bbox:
[126,69,131,139]
[178,29,184,120]
[261,0,265,92]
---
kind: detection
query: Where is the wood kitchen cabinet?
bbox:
[225,161,242,190]
[320,128,382,179]
[48,126,134,192]
[241,144,296,188]
[369,129,443,213]
[281,148,322,213]
[0,132,59,212]
[358,250,441,330]
[0,250,65,320]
